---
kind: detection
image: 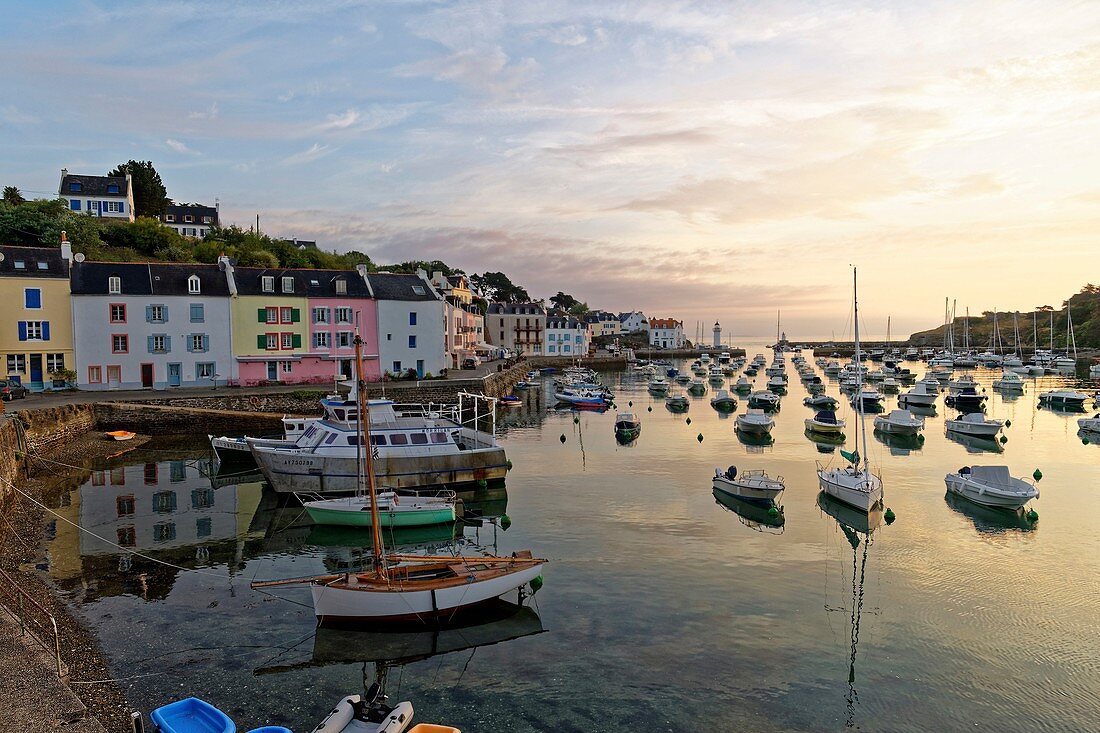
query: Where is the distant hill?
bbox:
[907,286,1100,350]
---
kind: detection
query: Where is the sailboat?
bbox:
[252,333,546,623]
[817,268,884,513]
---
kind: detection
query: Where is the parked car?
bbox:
[0,379,28,400]
[461,357,479,369]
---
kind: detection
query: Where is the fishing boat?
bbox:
[747,391,780,410]
[735,409,775,435]
[712,466,785,503]
[733,377,752,393]
[880,377,901,393]
[818,267,884,513]
[945,412,1004,438]
[709,390,738,412]
[873,409,924,436]
[648,377,670,394]
[613,412,642,440]
[898,383,936,407]
[687,378,708,395]
[302,490,457,528]
[805,410,845,435]
[1077,413,1100,433]
[674,373,691,384]
[104,430,136,441]
[944,466,1039,510]
[992,371,1025,392]
[804,394,839,409]
[665,394,690,411]
[251,333,546,624]
[1038,390,1089,409]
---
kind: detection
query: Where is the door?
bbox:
[141,363,154,388]
[167,363,181,387]
[107,365,121,386]
[267,361,278,381]
[416,359,425,378]
[29,354,43,389]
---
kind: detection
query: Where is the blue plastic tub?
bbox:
[244,728,293,733]
[151,698,236,733]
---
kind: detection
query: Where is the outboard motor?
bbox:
[726,466,737,480]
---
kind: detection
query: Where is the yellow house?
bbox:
[0,244,74,391]
[228,266,310,385]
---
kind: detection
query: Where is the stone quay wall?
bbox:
[0,405,97,498]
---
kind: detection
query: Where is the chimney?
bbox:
[218,254,237,296]
[60,231,73,267]
[357,264,374,297]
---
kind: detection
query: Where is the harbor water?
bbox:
[40,345,1100,732]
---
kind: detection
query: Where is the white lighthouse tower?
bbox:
[712,320,722,348]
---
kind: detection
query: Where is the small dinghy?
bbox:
[849,388,885,409]
[873,409,924,435]
[944,465,1039,510]
[303,490,457,528]
[710,389,738,412]
[805,409,846,435]
[310,688,425,733]
[748,391,780,409]
[712,466,785,503]
[105,430,136,441]
[736,408,775,435]
[804,394,838,409]
[151,698,236,733]
[945,412,1003,438]
[499,395,523,407]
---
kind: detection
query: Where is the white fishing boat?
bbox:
[1038,390,1089,408]
[251,334,545,624]
[992,371,1025,392]
[944,466,1039,510]
[899,383,937,407]
[818,267,884,513]
[804,394,839,409]
[710,390,738,411]
[873,409,924,436]
[648,377,670,394]
[733,377,753,393]
[736,408,775,435]
[880,377,901,393]
[747,391,780,409]
[945,412,1004,438]
[805,409,845,435]
[1077,413,1100,433]
[708,367,725,385]
[712,466,785,502]
[665,394,690,411]
[948,374,979,392]
[917,375,940,392]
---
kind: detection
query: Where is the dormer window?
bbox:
[165,214,175,222]
[37,261,47,270]
[281,276,294,293]
[108,276,121,294]
[335,279,347,295]
[69,182,82,192]
[187,275,201,294]
[184,215,194,223]
[107,184,119,194]
[14,260,25,270]
[261,276,274,293]
[202,216,213,224]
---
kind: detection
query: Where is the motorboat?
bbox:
[687,378,708,395]
[712,466,785,503]
[674,373,691,384]
[499,395,523,407]
[708,366,725,384]
[945,386,986,411]
[823,361,842,376]
[849,388,885,410]
[805,409,846,435]
[303,490,457,528]
[648,377,670,394]
[880,377,901,393]
[992,371,1025,392]
[748,391,780,410]
[1077,413,1100,432]
[744,366,759,377]
[733,377,753,393]
[767,375,787,393]
[710,390,738,412]
[917,375,941,392]
[948,374,979,392]
[945,412,1004,438]
[899,383,937,408]
[665,394,690,411]
[700,353,711,362]
[554,387,608,408]
[944,466,1039,510]
[736,409,775,435]
[1039,390,1089,409]
[803,394,839,409]
[614,412,642,440]
[105,430,136,441]
[873,409,924,435]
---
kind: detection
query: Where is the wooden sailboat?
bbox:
[252,332,546,623]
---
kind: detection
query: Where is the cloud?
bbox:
[395,46,537,98]
[165,138,196,154]
[281,143,335,165]
[187,102,219,120]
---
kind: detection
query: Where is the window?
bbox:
[335,279,347,294]
[70,199,81,211]
[431,432,449,444]
[148,305,165,323]
[110,303,126,323]
[165,214,175,222]
[281,333,293,350]
[117,527,136,547]
[36,261,47,270]
[202,216,213,224]
[196,362,215,380]
[196,517,212,538]
[265,333,278,350]
[24,288,41,309]
[108,276,121,294]
[337,331,352,348]
[112,334,129,353]
[13,260,25,270]
[336,307,353,324]
[107,183,120,194]
[392,361,401,372]
[7,355,26,373]
[88,365,102,383]
[190,334,207,352]
[184,214,194,223]
[149,335,168,353]
[408,335,417,348]
[46,353,64,371]
[314,332,330,348]
[281,276,294,293]
[281,360,293,373]
[265,307,279,324]
[261,276,275,293]
[564,344,572,353]
[152,491,177,513]
[190,303,204,323]
[104,201,123,213]
[188,275,200,294]
[410,433,428,445]
[280,307,293,324]
[170,461,187,483]
[412,285,426,295]
[144,463,159,485]
[191,488,214,509]
[389,433,409,446]
[313,307,330,324]
[69,181,82,192]
[116,495,135,517]
[24,321,44,340]
[153,523,176,542]
[548,345,556,353]
[387,333,392,341]
[409,311,418,326]
[106,365,121,383]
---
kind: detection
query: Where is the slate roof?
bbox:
[162,204,218,225]
[486,302,544,315]
[70,262,153,295]
[0,246,69,278]
[149,263,231,296]
[234,266,372,297]
[368,273,440,301]
[547,316,584,329]
[60,174,128,197]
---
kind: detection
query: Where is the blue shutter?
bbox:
[202,335,209,352]
[162,306,168,323]
[70,200,80,211]
[147,336,155,353]
[190,304,203,322]
[164,336,171,353]
[18,322,27,341]
[186,336,194,353]
[118,201,125,213]
[42,322,50,341]
[24,289,41,309]
[146,305,154,322]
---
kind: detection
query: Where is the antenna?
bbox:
[74,253,86,263]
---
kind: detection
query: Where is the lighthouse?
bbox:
[713,320,722,348]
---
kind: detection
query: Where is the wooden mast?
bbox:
[355,330,386,579]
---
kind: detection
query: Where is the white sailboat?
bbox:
[817,268,884,513]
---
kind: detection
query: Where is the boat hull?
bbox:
[805,420,844,435]
[944,475,1037,510]
[817,469,883,512]
[735,420,773,435]
[945,422,1001,437]
[712,476,783,502]
[304,504,456,528]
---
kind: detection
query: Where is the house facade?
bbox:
[486,303,546,356]
[303,266,381,383]
[584,310,621,338]
[58,169,135,221]
[545,316,589,357]
[229,267,313,385]
[70,262,234,390]
[369,271,447,378]
[648,318,685,349]
[0,243,75,391]
[619,311,649,333]
[160,203,218,238]
[430,272,484,368]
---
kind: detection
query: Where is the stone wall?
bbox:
[0,405,97,500]
[94,402,286,436]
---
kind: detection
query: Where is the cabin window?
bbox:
[326,433,339,445]
[410,433,428,445]
[333,409,345,421]
[389,434,408,445]
[346,411,358,422]
[369,435,386,446]
[431,432,449,444]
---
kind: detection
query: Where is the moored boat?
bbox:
[873,409,924,436]
[712,466,785,503]
[614,412,642,439]
[735,408,775,435]
[710,389,738,412]
[945,412,1003,438]
[805,409,846,435]
[944,465,1039,510]
[302,490,457,528]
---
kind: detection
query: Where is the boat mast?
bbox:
[1067,296,1077,359]
[853,268,869,477]
[355,330,386,577]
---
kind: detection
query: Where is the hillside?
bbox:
[907,286,1100,350]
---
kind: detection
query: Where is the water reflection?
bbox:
[944,430,1004,454]
[712,489,784,533]
[944,491,1037,533]
[873,430,924,455]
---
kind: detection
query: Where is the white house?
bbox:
[619,311,649,333]
[368,270,447,378]
[545,316,589,358]
[648,318,685,349]
[59,169,135,221]
[160,203,219,238]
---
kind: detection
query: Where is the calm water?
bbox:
[41,344,1100,732]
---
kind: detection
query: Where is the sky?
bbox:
[1,0,1098,339]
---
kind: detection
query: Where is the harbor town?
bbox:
[3,2,1100,732]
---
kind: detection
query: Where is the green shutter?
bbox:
[292,333,302,349]
[291,308,301,323]
[257,308,266,323]
[257,334,266,350]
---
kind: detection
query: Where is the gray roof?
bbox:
[60,174,128,198]
[70,262,153,295]
[149,264,230,296]
[163,204,218,224]
[234,267,371,297]
[0,246,69,278]
[367,273,439,301]
[486,302,544,315]
[547,316,584,329]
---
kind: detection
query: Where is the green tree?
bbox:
[2,186,24,205]
[471,271,530,303]
[568,301,590,318]
[107,160,170,218]
[550,291,579,312]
